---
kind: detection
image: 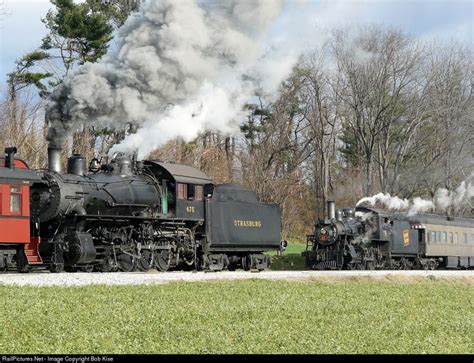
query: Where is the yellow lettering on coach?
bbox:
[186,206,195,213]
[403,229,410,246]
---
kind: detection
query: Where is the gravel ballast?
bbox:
[0,270,472,286]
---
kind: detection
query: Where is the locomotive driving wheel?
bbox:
[137,249,154,272]
[155,239,172,272]
[117,253,136,272]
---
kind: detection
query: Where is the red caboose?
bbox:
[0,147,42,271]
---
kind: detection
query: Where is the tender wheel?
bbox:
[117,254,136,272]
[137,249,154,272]
[155,249,171,272]
[242,255,253,271]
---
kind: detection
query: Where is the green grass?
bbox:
[0,279,472,354]
[268,241,307,270]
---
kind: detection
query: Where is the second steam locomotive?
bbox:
[0,146,281,273]
[304,201,474,270]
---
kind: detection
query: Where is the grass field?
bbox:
[268,240,307,270]
[0,279,472,354]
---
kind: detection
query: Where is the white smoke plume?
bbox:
[354,211,373,221]
[356,173,474,215]
[45,0,303,158]
[408,198,435,215]
[356,192,410,210]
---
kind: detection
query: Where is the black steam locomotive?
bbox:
[304,201,474,270]
[0,146,281,272]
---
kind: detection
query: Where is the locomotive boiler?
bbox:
[303,201,373,270]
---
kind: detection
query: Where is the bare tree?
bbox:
[0,87,47,169]
[294,50,339,218]
[331,25,424,196]
[408,42,474,197]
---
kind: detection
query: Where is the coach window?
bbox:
[470,235,474,245]
[10,186,21,213]
[453,233,458,244]
[463,233,468,244]
[436,231,441,244]
[431,231,436,243]
[177,183,187,200]
[441,232,447,243]
[448,232,453,244]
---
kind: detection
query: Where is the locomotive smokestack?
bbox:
[4,147,17,169]
[48,144,62,173]
[45,110,64,173]
[327,200,336,220]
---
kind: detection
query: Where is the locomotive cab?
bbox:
[144,161,212,220]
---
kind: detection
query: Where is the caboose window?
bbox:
[177,183,187,200]
[10,186,21,213]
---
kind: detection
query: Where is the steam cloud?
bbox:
[356,173,474,215]
[46,0,301,158]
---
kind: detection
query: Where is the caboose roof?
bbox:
[144,160,212,185]
[0,166,41,182]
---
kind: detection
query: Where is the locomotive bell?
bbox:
[67,154,87,176]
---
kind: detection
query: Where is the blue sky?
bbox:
[0,0,472,87]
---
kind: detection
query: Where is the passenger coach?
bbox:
[408,213,474,269]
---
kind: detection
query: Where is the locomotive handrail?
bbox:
[105,202,152,208]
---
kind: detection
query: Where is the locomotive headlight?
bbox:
[320,228,327,235]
